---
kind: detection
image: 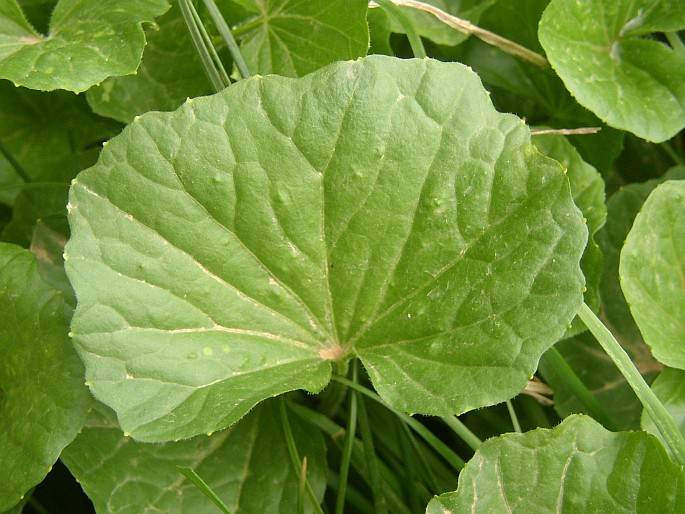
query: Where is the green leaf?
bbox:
[539,0,685,142]
[620,179,685,369]
[86,1,213,124]
[0,243,91,511]
[65,56,587,442]
[61,399,326,514]
[533,132,606,336]
[0,81,121,206]
[0,0,170,92]
[235,0,369,76]
[642,367,685,451]
[426,414,685,513]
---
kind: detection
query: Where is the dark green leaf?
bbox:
[235,0,369,76]
[61,399,326,514]
[0,243,91,511]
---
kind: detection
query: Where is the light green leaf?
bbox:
[65,56,586,442]
[61,399,326,514]
[86,1,212,124]
[426,414,685,513]
[235,0,369,76]
[620,180,685,369]
[539,0,685,142]
[0,243,91,511]
[642,367,685,451]
[0,0,170,92]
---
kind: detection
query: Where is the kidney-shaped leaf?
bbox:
[65,55,587,442]
[0,0,169,92]
[539,0,685,142]
[620,180,685,369]
[0,243,91,511]
[427,415,685,513]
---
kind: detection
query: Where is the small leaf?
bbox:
[0,243,91,511]
[620,180,685,369]
[235,0,369,76]
[539,0,685,142]
[427,414,685,513]
[0,0,170,92]
[61,399,326,514]
[65,56,587,442]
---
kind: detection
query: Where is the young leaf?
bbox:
[86,1,213,124]
[233,0,369,76]
[620,180,685,369]
[539,0,685,142]
[65,56,587,442]
[60,399,326,514]
[427,415,685,513]
[0,243,92,511]
[0,0,170,92]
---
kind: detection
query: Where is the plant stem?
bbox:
[279,398,325,514]
[202,0,251,78]
[356,393,388,514]
[371,0,427,58]
[441,415,482,450]
[665,32,685,57]
[178,0,227,92]
[331,374,465,471]
[506,400,522,433]
[578,302,685,466]
[372,0,548,67]
[335,361,359,514]
[0,139,30,183]
[541,346,619,431]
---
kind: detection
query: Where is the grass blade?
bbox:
[177,466,232,514]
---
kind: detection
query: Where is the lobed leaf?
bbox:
[65,56,587,442]
[620,180,685,369]
[0,0,170,92]
[61,399,326,514]
[427,414,685,513]
[539,0,685,142]
[0,243,91,511]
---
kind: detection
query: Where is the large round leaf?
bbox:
[427,415,685,513]
[65,56,587,442]
[539,0,685,142]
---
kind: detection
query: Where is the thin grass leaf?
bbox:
[177,466,232,514]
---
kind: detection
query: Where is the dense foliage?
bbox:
[1,0,684,512]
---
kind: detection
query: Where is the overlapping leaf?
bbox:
[620,180,685,369]
[65,56,586,442]
[232,0,369,76]
[61,399,326,514]
[0,0,169,92]
[539,0,685,142]
[427,415,685,513]
[0,243,91,511]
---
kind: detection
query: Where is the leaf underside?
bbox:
[65,55,587,442]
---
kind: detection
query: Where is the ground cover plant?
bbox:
[1,0,684,512]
